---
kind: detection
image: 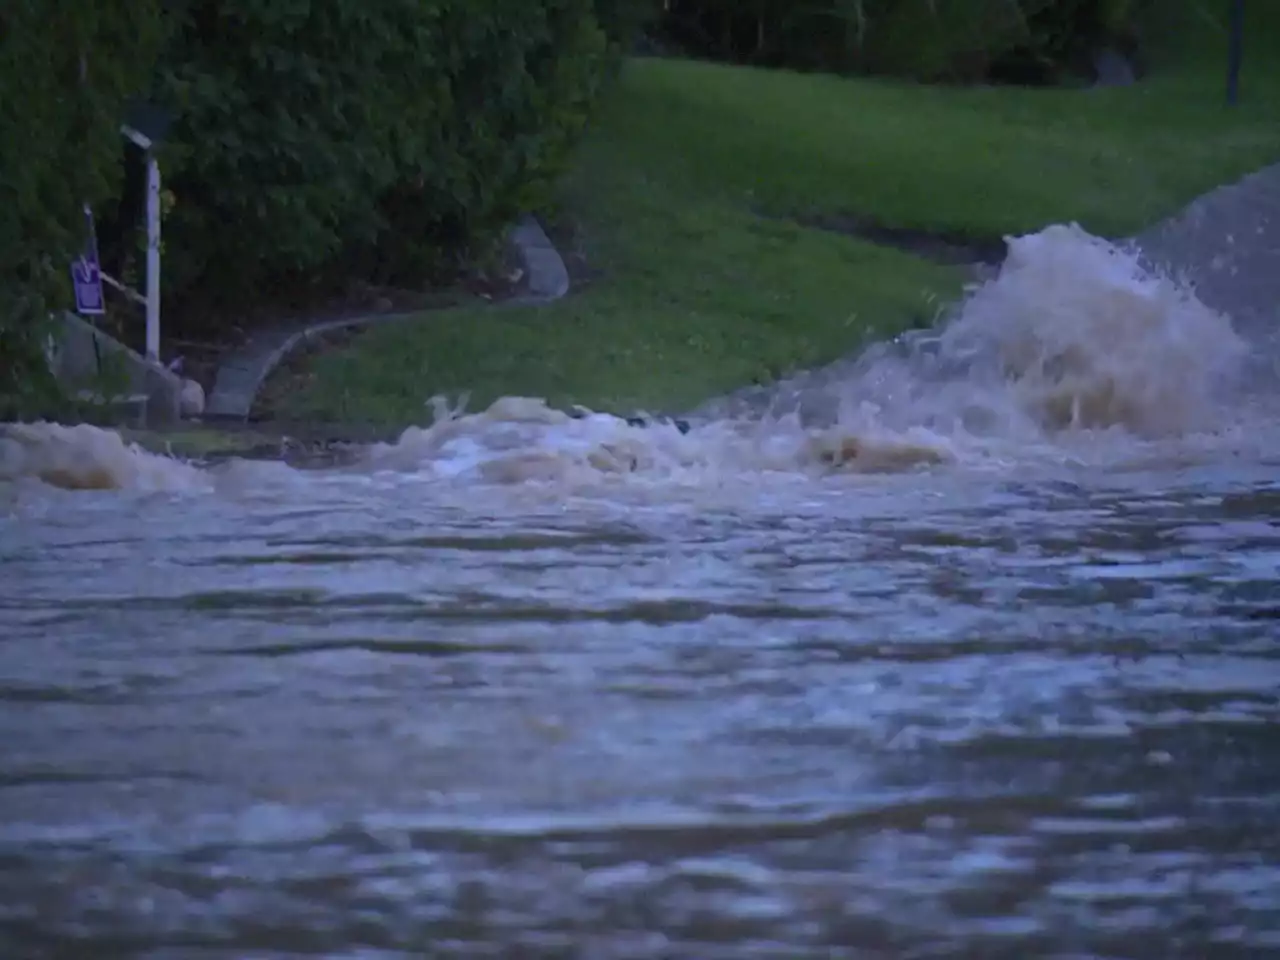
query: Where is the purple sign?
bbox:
[70,204,105,316]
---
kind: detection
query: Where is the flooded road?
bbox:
[2,225,1279,957]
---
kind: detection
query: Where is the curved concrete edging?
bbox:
[203,214,570,420]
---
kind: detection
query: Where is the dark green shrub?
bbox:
[655,0,1149,83]
[0,0,163,418]
[373,0,611,281]
[594,0,665,52]
[856,0,1054,82]
[150,0,611,317]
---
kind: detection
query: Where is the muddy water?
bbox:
[2,225,1279,958]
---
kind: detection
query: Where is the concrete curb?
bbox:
[203,214,571,421]
[52,312,184,426]
[506,215,571,303]
[1129,164,1280,334]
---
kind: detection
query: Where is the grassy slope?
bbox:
[269,16,1280,425]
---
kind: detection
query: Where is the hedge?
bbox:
[0,0,163,418]
[150,0,611,315]
[3,0,613,413]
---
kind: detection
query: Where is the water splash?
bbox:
[360,393,955,486]
[0,422,207,493]
[705,224,1249,438]
[0,224,1269,493]
[365,223,1257,483]
[930,224,1247,438]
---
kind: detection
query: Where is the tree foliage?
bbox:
[593,0,665,53]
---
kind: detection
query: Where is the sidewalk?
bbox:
[1134,163,1280,333]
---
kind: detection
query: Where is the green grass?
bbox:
[269,29,1280,425]
[120,426,275,458]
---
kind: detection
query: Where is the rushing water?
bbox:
[2,225,1279,958]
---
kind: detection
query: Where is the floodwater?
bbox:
[2,225,1278,958]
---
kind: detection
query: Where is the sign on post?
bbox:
[70,204,106,316]
[68,121,166,361]
[1227,0,1244,105]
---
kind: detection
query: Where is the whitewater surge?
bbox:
[1,223,1268,493]
[931,224,1246,437]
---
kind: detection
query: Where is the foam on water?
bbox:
[362,394,956,486]
[0,224,1269,494]
[0,422,208,493]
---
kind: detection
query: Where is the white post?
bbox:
[144,152,162,362]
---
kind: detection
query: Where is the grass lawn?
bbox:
[265,15,1280,426]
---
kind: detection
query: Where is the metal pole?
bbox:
[1227,0,1244,105]
[145,153,162,361]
